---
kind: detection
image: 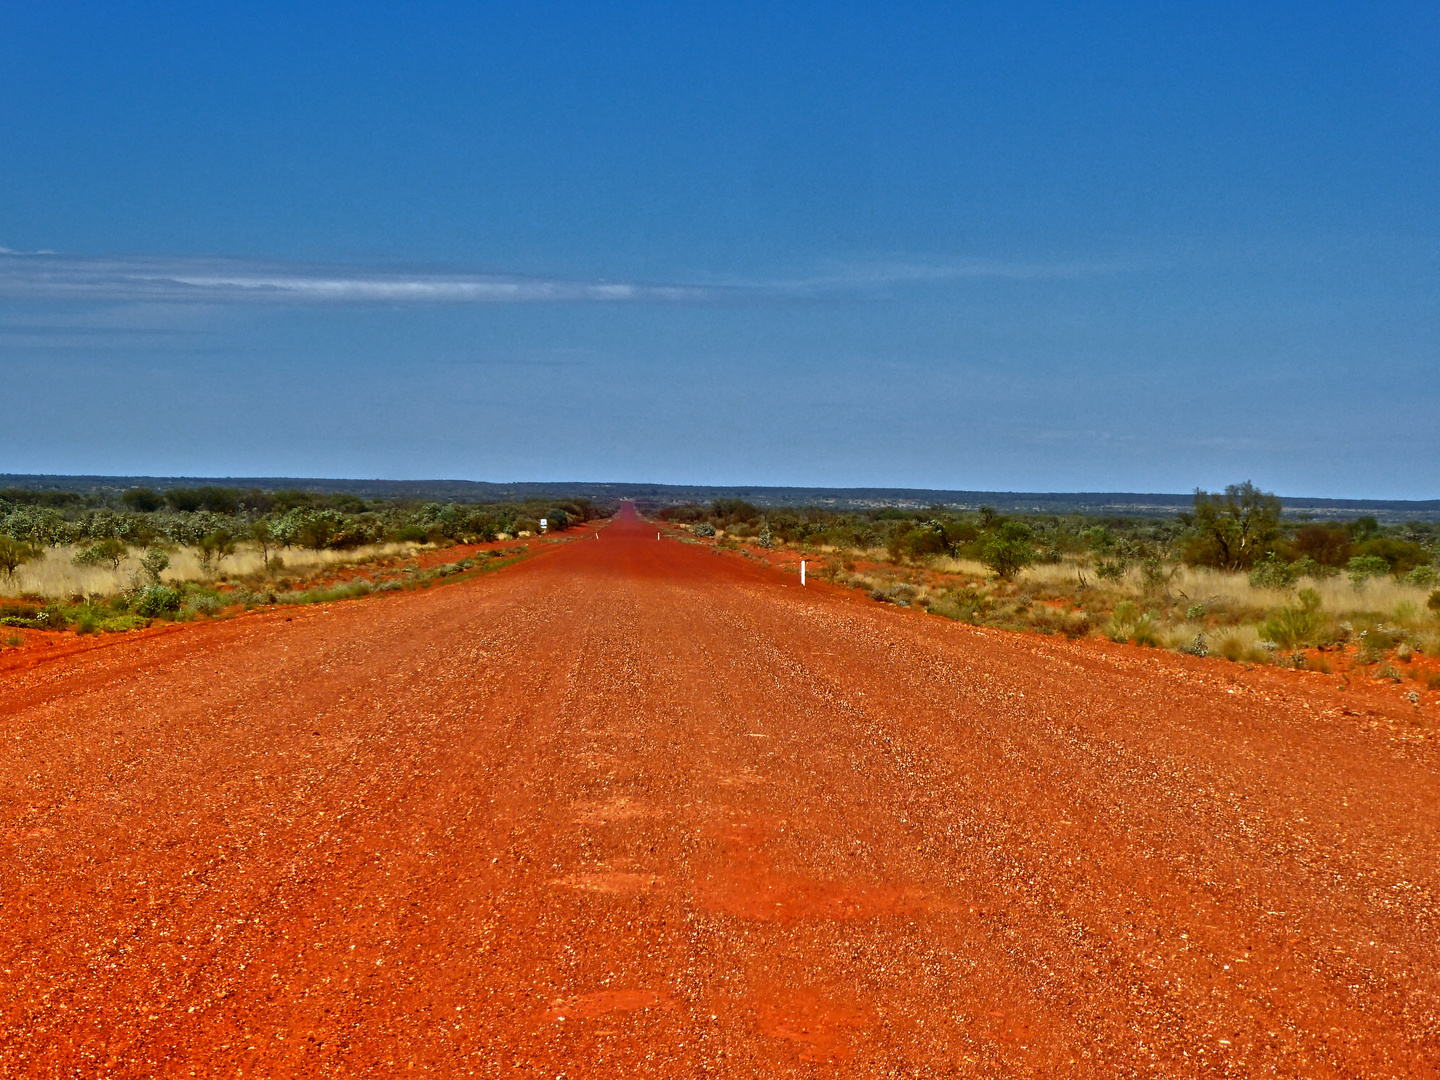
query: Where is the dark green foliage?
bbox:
[121,487,165,512]
[0,489,81,508]
[706,498,761,527]
[297,514,340,551]
[135,586,182,617]
[889,520,948,561]
[1347,555,1391,586]
[1351,536,1430,577]
[198,529,237,571]
[0,536,39,578]
[1094,559,1125,580]
[73,537,128,570]
[659,503,708,524]
[1348,516,1381,542]
[981,522,1036,580]
[1289,523,1351,567]
[165,487,241,514]
[1186,482,1282,570]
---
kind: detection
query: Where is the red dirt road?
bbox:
[2,508,1437,1077]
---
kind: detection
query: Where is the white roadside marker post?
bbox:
[801,560,806,586]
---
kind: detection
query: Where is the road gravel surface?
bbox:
[2,507,1437,1077]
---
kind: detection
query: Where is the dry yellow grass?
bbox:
[1,541,421,599]
[1163,566,1433,619]
[925,555,993,577]
[1007,560,1432,619]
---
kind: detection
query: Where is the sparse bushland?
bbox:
[0,486,609,633]
[659,487,1440,678]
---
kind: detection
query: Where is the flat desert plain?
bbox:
[1,506,1436,1077]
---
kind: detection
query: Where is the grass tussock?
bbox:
[0,541,420,599]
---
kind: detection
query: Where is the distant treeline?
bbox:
[660,484,1440,585]
[0,486,610,549]
[5,475,1437,522]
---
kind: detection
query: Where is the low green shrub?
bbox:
[1260,588,1324,649]
[1348,555,1391,587]
[1248,555,1298,589]
[135,585,182,618]
[185,594,223,617]
[1404,564,1437,588]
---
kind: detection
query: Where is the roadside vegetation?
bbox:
[0,487,607,638]
[659,484,1440,688]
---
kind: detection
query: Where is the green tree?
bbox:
[250,519,275,568]
[0,536,38,579]
[296,511,342,551]
[139,549,170,585]
[72,537,128,570]
[981,522,1036,580]
[1186,482,1281,570]
[121,487,165,512]
[198,529,237,574]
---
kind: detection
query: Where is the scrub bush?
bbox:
[1248,555,1297,589]
[135,585,183,618]
[1404,564,1437,588]
[1259,588,1324,648]
[1347,555,1391,587]
[980,523,1036,580]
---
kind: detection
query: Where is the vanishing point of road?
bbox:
[2,506,1436,1077]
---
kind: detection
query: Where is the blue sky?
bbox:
[1,2,1435,497]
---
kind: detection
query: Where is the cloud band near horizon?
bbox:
[0,249,1128,305]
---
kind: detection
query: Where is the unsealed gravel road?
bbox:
[2,507,1437,1077]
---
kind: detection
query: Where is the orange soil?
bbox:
[1,506,1437,1076]
[668,526,1440,716]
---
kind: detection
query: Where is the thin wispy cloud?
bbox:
[0,252,723,305]
[768,256,1142,291]
[0,250,1134,306]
